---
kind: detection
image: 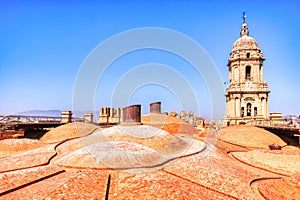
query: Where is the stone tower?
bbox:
[224,14,270,125]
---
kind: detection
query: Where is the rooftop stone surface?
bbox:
[0,122,299,199]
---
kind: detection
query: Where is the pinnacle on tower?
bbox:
[242,11,246,23]
[240,11,249,37]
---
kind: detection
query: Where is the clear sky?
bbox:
[1,0,299,119]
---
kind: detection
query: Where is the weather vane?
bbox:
[242,11,246,23]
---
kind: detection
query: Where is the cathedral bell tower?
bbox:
[224,13,270,125]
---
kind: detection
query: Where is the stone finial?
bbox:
[188,111,194,126]
[188,111,194,117]
[169,111,177,117]
[179,111,186,118]
[179,111,186,122]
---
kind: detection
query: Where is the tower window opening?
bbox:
[254,107,257,116]
[259,65,262,82]
[246,53,250,58]
[246,66,251,80]
[241,107,244,117]
[247,103,251,116]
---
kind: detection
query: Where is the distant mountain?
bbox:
[14,110,100,122]
[73,111,99,120]
[283,115,298,119]
[16,109,62,117]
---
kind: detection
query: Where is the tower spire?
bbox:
[240,11,249,37]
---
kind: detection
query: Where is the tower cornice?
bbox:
[227,57,265,66]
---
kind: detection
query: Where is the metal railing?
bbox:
[0,115,63,124]
[245,119,300,130]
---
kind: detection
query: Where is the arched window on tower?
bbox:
[247,103,251,116]
[245,66,251,80]
[254,107,257,116]
[246,52,250,58]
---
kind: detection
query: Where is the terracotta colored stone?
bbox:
[214,140,249,152]
[0,139,45,158]
[257,174,300,199]
[163,147,278,199]
[40,122,99,143]
[141,113,181,126]
[116,171,232,199]
[0,144,56,172]
[0,124,299,199]
[220,125,286,149]
[0,165,62,194]
[53,126,205,170]
[232,149,300,176]
[1,169,111,199]
[141,114,198,135]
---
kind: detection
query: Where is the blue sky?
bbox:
[0,0,299,119]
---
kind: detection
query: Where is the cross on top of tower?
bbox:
[242,11,246,23]
[240,11,249,36]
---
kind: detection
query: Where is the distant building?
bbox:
[224,14,270,125]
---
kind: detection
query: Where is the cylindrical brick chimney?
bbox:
[150,102,161,114]
[123,104,141,123]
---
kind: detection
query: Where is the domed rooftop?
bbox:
[231,16,260,52]
[1,124,300,198]
[220,125,286,149]
[232,35,259,51]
